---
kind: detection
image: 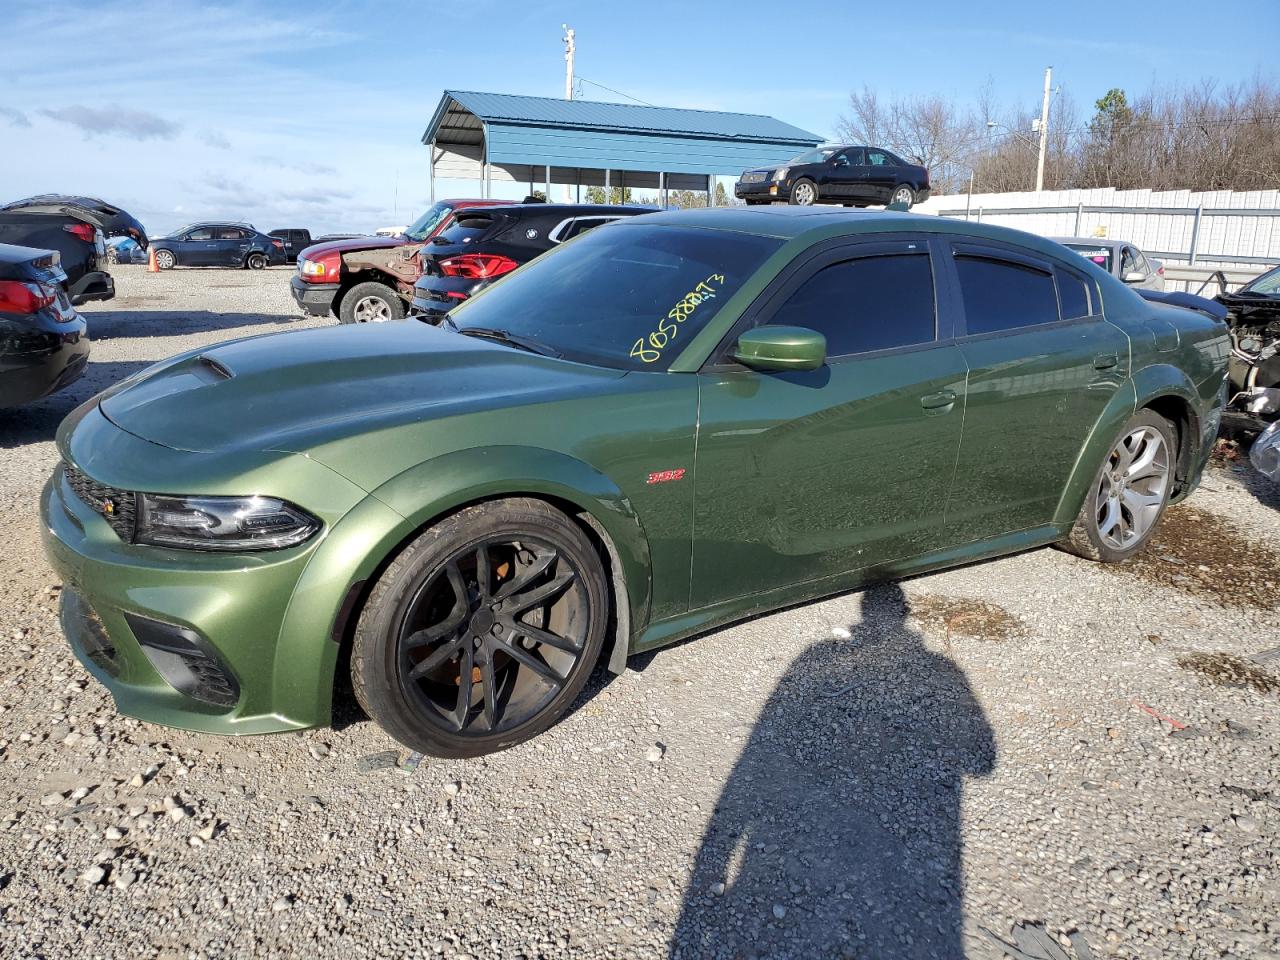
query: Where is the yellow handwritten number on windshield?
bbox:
[630,274,727,364]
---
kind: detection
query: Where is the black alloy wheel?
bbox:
[352,498,608,757]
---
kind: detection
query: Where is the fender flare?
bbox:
[1053,364,1203,526]
[273,446,653,723]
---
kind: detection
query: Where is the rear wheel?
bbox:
[351,499,609,757]
[246,252,267,270]
[1059,409,1177,562]
[890,185,915,207]
[790,179,818,206]
[154,249,176,270]
[339,281,405,324]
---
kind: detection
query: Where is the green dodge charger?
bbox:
[42,208,1229,757]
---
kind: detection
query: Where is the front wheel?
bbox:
[1059,409,1177,562]
[789,179,817,206]
[339,281,405,324]
[889,185,915,207]
[154,249,176,270]
[351,498,610,757]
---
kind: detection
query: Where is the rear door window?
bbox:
[955,255,1060,334]
[216,228,242,240]
[766,252,937,357]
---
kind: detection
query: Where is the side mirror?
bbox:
[1122,270,1146,283]
[732,326,826,372]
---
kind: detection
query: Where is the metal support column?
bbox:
[482,161,490,200]
[1074,203,1083,236]
[708,175,714,207]
[659,172,666,207]
[1189,205,1204,264]
[428,140,436,205]
[545,165,551,200]
[604,168,610,203]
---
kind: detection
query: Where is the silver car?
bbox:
[1050,237,1166,291]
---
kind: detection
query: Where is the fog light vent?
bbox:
[61,589,120,676]
[124,613,240,708]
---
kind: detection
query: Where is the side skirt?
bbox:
[630,523,1066,658]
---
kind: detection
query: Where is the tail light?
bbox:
[63,223,96,244]
[437,253,519,280]
[271,239,284,249]
[1157,265,1165,276]
[0,280,58,314]
[299,250,342,282]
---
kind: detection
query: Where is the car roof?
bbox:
[1049,237,1123,249]
[615,207,1093,259]
[465,203,655,219]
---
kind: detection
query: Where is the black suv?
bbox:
[735,145,931,209]
[408,203,653,321]
[151,223,285,270]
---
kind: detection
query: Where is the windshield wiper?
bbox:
[454,325,562,358]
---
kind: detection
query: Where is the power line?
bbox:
[574,76,657,107]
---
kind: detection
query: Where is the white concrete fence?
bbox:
[914,186,1280,293]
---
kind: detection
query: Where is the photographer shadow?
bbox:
[671,583,996,960]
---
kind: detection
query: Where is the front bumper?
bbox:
[40,404,405,736]
[69,270,115,305]
[290,275,339,316]
[734,179,784,201]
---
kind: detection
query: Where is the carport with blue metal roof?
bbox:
[421,90,823,204]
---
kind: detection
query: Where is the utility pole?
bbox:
[562,25,575,203]
[1035,66,1051,193]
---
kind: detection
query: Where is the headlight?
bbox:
[772,167,790,181]
[136,494,320,551]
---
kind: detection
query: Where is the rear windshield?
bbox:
[436,215,499,246]
[447,223,782,371]
[1062,243,1114,273]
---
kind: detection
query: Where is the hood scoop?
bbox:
[198,355,234,381]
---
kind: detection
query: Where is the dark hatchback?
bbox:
[0,243,88,409]
[151,223,286,270]
[736,145,931,209]
[410,203,653,319]
[0,195,147,305]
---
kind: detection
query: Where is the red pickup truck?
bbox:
[289,198,507,323]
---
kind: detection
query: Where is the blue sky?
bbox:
[1,0,1274,236]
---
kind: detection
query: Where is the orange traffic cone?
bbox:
[148,248,158,272]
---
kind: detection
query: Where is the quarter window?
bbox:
[767,254,937,357]
[955,256,1059,334]
[1058,272,1092,320]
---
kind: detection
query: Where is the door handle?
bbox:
[1093,353,1119,370]
[920,389,957,411]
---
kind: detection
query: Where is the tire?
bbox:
[1058,409,1177,563]
[889,185,915,208]
[351,498,610,757]
[339,281,405,324]
[154,249,176,270]
[246,252,267,270]
[789,179,818,206]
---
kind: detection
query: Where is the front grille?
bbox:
[740,172,767,184]
[62,462,137,542]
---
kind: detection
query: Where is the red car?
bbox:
[290,198,508,324]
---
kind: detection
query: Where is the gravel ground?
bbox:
[1,265,1278,960]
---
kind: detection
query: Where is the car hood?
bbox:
[0,195,148,248]
[97,322,626,461]
[298,235,408,260]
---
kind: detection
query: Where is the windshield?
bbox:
[446,223,782,371]
[1063,243,1114,273]
[402,202,455,242]
[1243,265,1280,297]
[788,147,838,165]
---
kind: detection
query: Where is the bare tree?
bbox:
[837,87,980,194]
